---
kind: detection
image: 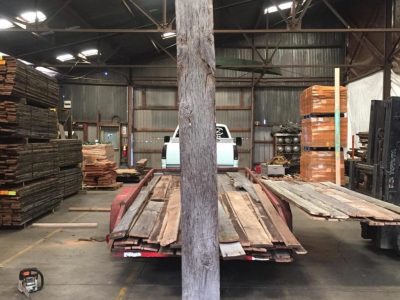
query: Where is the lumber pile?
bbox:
[51,139,83,168]
[300,151,344,184]
[301,117,347,148]
[135,158,148,174]
[82,144,114,161]
[300,85,347,183]
[83,144,117,187]
[300,85,347,116]
[0,57,59,107]
[58,167,82,198]
[262,180,400,226]
[0,100,58,139]
[110,174,306,262]
[0,55,62,227]
[0,177,62,226]
[0,143,58,185]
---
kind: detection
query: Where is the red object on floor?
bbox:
[254,165,262,174]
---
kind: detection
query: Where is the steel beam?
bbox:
[3,28,400,33]
[39,63,383,69]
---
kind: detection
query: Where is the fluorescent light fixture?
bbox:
[0,19,14,29]
[56,53,74,62]
[80,49,99,57]
[35,66,58,77]
[161,32,176,39]
[0,52,9,57]
[18,59,33,65]
[265,1,302,14]
[19,11,47,23]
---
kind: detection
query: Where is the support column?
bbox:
[383,0,394,99]
[175,0,220,299]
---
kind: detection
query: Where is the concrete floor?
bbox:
[0,188,400,300]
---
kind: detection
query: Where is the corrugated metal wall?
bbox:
[133,87,252,168]
[61,84,128,123]
[62,33,344,168]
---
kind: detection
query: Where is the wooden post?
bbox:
[334,68,341,185]
[175,0,220,299]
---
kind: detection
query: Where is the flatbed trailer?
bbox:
[108,168,306,263]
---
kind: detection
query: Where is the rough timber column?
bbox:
[175,0,220,299]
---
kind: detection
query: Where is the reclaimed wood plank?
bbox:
[129,201,164,238]
[225,191,272,247]
[159,188,181,247]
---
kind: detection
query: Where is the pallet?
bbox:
[83,182,123,191]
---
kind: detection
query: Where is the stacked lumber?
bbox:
[58,167,82,198]
[301,117,347,148]
[0,143,58,186]
[82,144,114,161]
[51,139,83,168]
[0,177,62,226]
[0,101,58,139]
[300,85,347,116]
[300,85,347,183]
[135,159,148,174]
[110,174,306,262]
[300,151,344,184]
[0,57,59,107]
[83,144,117,187]
[262,180,400,226]
[83,161,117,186]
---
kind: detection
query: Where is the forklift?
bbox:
[349,97,400,253]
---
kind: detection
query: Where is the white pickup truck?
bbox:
[161,123,242,168]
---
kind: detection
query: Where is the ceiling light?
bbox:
[0,52,9,57]
[161,32,176,39]
[35,66,58,77]
[19,11,47,23]
[0,19,14,29]
[18,59,33,65]
[80,49,99,57]
[265,1,303,14]
[56,54,74,62]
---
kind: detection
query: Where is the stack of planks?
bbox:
[300,151,344,184]
[0,143,58,185]
[83,144,117,187]
[52,139,83,168]
[52,139,83,198]
[110,173,306,262]
[262,180,400,225]
[0,55,61,227]
[300,85,347,183]
[0,57,59,107]
[135,158,148,174]
[0,177,61,226]
[0,100,58,139]
[58,167,82,198]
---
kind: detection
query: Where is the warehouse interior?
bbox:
[0,0,400,299]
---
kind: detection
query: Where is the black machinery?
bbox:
[349,97,400,253]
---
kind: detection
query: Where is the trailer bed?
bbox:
[109,170,306,263]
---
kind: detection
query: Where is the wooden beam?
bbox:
[68,207,110,212]
[31,223,98,228]
[175,0,220,298]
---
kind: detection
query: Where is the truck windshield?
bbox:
[175,126,229,138]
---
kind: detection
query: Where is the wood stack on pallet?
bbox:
[135,159,148,175]
[109,173,306,262]
[0,57,59,107]
[82,144,118,187]
[0,177,61,226]
[262,180,400,226]
[0,100,58,139]
[0,143,58,185]
[52,139,83,198]
[300,85,347,183]
[0,56,61,227]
